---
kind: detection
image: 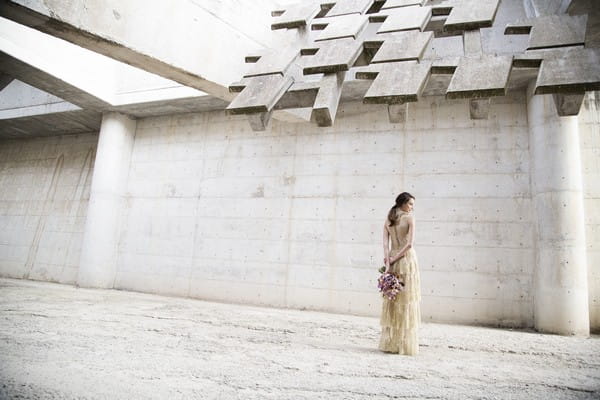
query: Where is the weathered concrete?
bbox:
[1,0,599,335]
[377,5,432,34]
[0,16,113,110]
[0,132,97,282]
[111,98,536,327]
[324,0,373,18]
[527,85,590,336]
[0,16,210,111]
[0,80,102,140]
[311,71,345,127]
[534,48,600,96]
[359,61,431,104]
[505,14,587,50]
[370,31,433,63]
[444,0,500,31]
[381,0,425,10]
[524,0,572,18]
[0,0,279,101]
[578,91,600,332]
[0,79,225,139]
[226,74,294,115]
[312,14,368,42]
[302,37,364,75]
[567,0,600,48]
[0,72,13,91]
[446,54,512,99]
[77,113,136,288]
[0,278,598,399]
[271,3,320,30]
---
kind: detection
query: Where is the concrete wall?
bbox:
[115,96,534,327]
[0,132,97,283]
[2,92,596,330]
[3,93,596,330]
[580,91,600,332]
[3,0,287,99]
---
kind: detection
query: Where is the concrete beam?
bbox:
[0,53,112,110]
[469,97,491,119]
[311,71,345,127]
[0,0,277,101]
[552,93,585,116]
[0,17,113,109]
[387,102,408,123]
[247,110,273,132]
[0,72,12,90]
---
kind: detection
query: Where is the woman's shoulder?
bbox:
[399,212,414,222]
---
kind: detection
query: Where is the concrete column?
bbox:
[527,86,590,336]
[77,112,136,288]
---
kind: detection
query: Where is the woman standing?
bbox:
[379,192,421,355]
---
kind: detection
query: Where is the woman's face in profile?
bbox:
[401,198,415,213]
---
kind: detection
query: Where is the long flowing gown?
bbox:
[379,210,421,355]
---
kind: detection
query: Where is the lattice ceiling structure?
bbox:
[226,0,600,131]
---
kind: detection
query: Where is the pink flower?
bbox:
[377,272,405,300]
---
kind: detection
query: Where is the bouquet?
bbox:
[377,268,405,300]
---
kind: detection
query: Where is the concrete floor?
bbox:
[0,278,598,400]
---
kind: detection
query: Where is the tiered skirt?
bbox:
[379,248,421,355]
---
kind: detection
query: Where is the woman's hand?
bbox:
[390,253,404,265]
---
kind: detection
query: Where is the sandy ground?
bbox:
[0,278,598,400]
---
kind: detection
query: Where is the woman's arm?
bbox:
[383,223,390,270]
[390,216,415,264]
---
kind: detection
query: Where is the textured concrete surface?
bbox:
[116,99,536,327]
[528,89,589,335]
[0,0,278,100]
[77,113,136,288]
[0,278,599,400]
[580,92,600,330]
[2,93,598,330]
[0,133,97,284]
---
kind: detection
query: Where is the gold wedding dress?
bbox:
[379,210,421,355]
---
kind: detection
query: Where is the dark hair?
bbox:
[387,192,415,226]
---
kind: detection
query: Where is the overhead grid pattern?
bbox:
[227,0,600,130]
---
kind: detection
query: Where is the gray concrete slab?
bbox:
[567,0,600,48]
[535,47,600,94]
[370,31,433,63]
[302,37,363,75]
[226,74,294,114]
[444,0,500,31]
[271,3,320,30]
[446,54,513,99]
[381,0,425,10]
[359,60,432,104]
[322,0,372,18]
[0,278,598,399]
[553,92,586,116]
[312,14,368,42]
[377,5,432,34]
[243,48,299,78]
[505,14,587,50]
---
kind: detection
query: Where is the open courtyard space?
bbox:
[0,278,598,400]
